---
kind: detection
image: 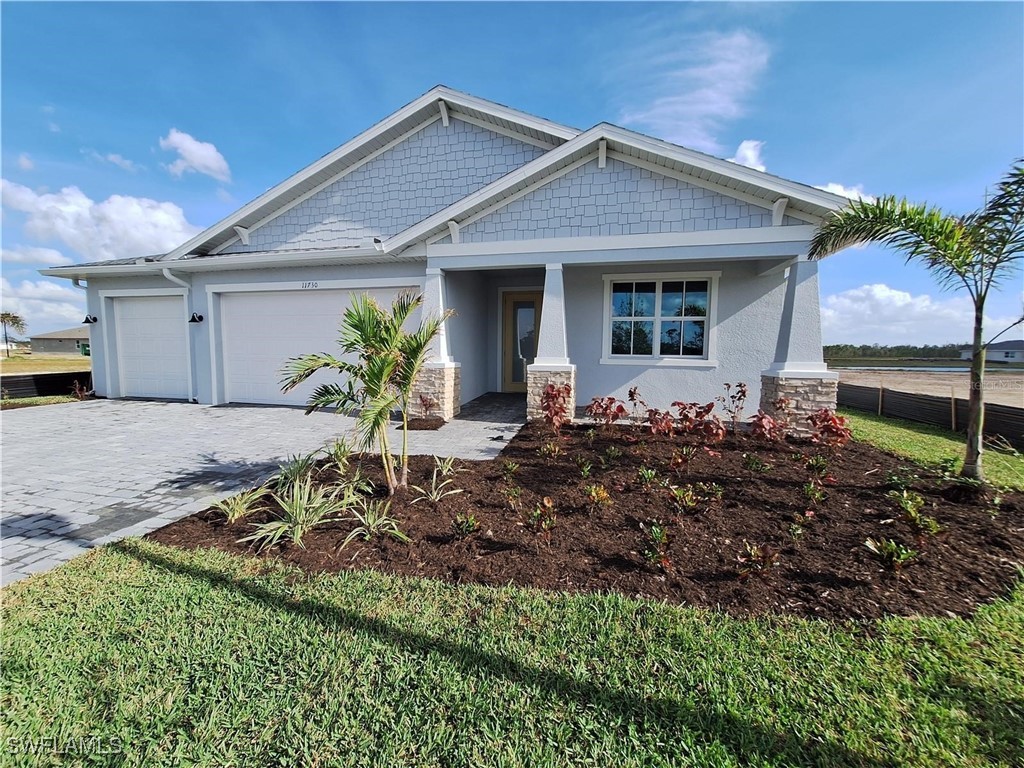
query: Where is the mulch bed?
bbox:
[401,416,446,431]
[148,422,1024,621]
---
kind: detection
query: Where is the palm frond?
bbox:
[303,382,359,415]
[279,353,348,392]
[808,196,978,293]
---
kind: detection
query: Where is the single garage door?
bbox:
[114,295,189,399]
[220,287,414,406]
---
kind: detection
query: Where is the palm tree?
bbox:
[808,162,1023,482]
[0,312,27,359]
[280,292,452,494]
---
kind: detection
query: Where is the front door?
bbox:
[502,291,542,392]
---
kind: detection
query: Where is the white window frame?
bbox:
[600,271,720,368]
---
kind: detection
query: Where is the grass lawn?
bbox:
[2,539,1022,767]
[839,408,1024,490]
[0,355,91,375]
[0,395,78,410]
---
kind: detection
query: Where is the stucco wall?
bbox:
[454,158,803,243]
[222,119,545,254]
[562,260,821,411]
[444,270,489,404]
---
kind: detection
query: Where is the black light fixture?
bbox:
[82,315,98,324]
[188,312,204,324]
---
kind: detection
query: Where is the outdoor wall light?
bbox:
[188,313,204,324]
[82,315,98,324]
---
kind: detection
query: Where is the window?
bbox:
[606,274,716,361]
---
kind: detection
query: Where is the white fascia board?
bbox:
[428,225,817,259]
[597,124,850,212]
[40,264,166,280]
[162,86,578,262]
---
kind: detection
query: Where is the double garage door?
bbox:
[219,287,411,406]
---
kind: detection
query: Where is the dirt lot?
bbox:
[838,369,1024,408]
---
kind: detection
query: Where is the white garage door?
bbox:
[220,288,413,406]
[114,296,189,399]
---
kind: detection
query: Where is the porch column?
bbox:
[760,258,837,431]
[527,263,576,421]
[412,268,461,421]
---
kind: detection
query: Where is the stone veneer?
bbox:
[526,366,576,422]
[759,374,838,435]
[410,364,461,421]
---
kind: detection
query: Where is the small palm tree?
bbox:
[808,162,1023,482]
[0,312,27,359]
[280,292,452,494]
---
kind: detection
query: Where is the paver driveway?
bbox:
[1,397,524,586]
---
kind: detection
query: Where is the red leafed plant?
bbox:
[750,410,787,442]
[541,383,572,435]
[585,396,628,427]
[807,408,852,450]
[672,401,726,444]
[646,408,676,436]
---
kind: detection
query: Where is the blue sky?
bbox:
[2,2,1022,343]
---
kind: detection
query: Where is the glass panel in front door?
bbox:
[511,301,536,384]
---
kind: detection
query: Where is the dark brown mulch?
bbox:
[147,423,1024,622]
[400,416,446,431]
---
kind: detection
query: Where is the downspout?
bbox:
[162,268,198,403]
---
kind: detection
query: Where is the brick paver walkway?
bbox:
[0,395,524,585]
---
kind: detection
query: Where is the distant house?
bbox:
[960,339,1024,362]
[30,326,91,355]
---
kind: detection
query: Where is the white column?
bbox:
[533,263,570,365]
[423,267,452,364]
[763,258,833,378]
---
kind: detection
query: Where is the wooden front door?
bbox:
[502,291,542,393]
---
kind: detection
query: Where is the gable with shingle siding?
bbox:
[449,157,804,244]
[222,118,546,253]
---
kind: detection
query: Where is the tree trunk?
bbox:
[3,325,9,358]
[961,304,986,481]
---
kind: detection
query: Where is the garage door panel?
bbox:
[114,296,189,400]
[221,288,415,406]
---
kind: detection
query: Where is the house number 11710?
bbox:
[301,281,319,289]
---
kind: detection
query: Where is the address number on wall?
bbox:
[300,281,319,289]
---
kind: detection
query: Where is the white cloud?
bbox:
[820,283,1018,345]
[48,122,60,134]
[85,150,141,173]
[618,30,770,154]
[216,187,235,204]
[159,128,231,182]
[17,153,34,171]
[815,182,876,203]
[0,278,86,334]
[727,139,766,172]
[1,246,73,267]
[0,178,202,261]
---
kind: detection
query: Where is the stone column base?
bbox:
[759,373,838,435]
[526,364,576,423]
[410,363,461,421]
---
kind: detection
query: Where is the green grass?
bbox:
[2,539,1022,767]
[0,395,78,410]
[0,355,91,375]
[839,408,1024,490]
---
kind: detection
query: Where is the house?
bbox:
[961,339,1024,362]
[41,86,847,423]
[30,325,92,355]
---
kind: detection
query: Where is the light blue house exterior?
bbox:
[43,86,846,422]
